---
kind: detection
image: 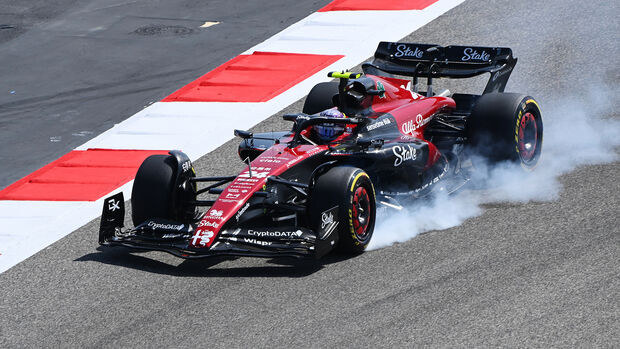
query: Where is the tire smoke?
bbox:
[369,85,620,250]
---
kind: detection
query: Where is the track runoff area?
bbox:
[0,0,466,273]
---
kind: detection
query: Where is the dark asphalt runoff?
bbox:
[0,0,332,189]
[1,0,619,347]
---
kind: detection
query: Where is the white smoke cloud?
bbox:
[369,85,620,250]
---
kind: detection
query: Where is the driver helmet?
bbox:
[314,109,346,141]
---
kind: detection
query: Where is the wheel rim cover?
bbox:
[352,186,370,239]
[518,112,538,162]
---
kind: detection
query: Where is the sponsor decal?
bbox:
[366,118,391,132]
[247,230,304,238]
[320,206,339,240]
[230,183,251,187]
[380,189,418,196]
[376,81,386,98]
[259,156,286,164]
[147,221,184,231]
[321,211,334,229]
[107,198,120,212]
[204,209,224,220]
[491,67,511,82]
[237,166,271,179]
[198,220,220,229]
[392,144,418,167]
[414,160,450,193]
[220,199,240,203]
[162,233,184,239]
[229,182,254,189]
[237,177,260,183]
[225,193,240,199]
[394,44,423,58]
[235,202,250,221]
[401,114,430,135]
[181,160,191,172]
[243,238,272,246]
[191,230,214,247]
[461,48,490,61]
[238,179,259,184]
[239,170,270,179]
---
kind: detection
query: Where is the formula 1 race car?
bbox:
[99,42,543,259]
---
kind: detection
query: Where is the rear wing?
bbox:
[362,42,517,94]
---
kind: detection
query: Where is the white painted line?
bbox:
[200,21,220,28]
[243,0,466,56]
[0,181,134,274]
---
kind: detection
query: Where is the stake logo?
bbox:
[392,144,417,167]
[321,211,335,229]
[319,206,339,240]
[462,48,490,61]
[394,44,423,58]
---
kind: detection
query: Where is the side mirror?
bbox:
[234,129,253,139]
[283,113,304,121]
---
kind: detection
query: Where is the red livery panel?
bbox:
[190,144,328,248]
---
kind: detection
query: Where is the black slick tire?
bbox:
[309,166,376,254]
[303,82,339,114]
[467,93,543,170]
[131,155,177,226]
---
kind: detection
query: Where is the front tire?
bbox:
[467,93,543,170]
[309,166,376,254]
[131,155,177,226]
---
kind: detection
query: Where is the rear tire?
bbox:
[131,155,177,226]
[467,93,543,170]
[309,166,376,254]
[303,82,339,115]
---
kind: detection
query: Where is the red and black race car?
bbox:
[99,42,543,259]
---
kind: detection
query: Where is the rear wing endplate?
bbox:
[362,42,518,93]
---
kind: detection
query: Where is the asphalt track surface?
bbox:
[1,0,619,347]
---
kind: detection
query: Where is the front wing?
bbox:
[99,193,335,259]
